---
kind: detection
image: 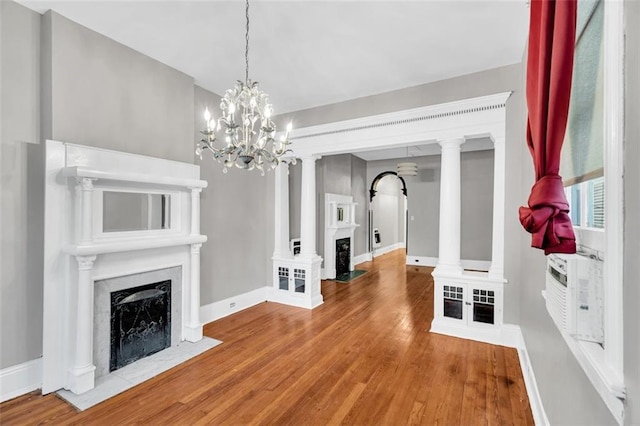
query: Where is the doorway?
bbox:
[368,171,408,255]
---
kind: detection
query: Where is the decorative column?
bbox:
[185,243,203,342]
[78,178,95,243]
[434,138,464,275]
[190,188,202,235]
[300,156,320,259]
[489,137,505,279]
[273,162,292,258]
[70,255,97,394]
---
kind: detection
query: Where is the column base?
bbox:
[488,266,504,280]
[183,324,203,342]
[68,364,95,394]
[433,263,463,276]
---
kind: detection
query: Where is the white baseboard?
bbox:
[266,287,324,309]
[515,329,550,426]
[373,242,405,257]
[406,256,438,267]
[406,256,490,271]
[200,286,269,325]
[0,358,42,403]
[353,252,373,265]
[429,320,522,349]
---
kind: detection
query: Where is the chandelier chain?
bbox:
[196,0,294,174]
[245,0,250,84]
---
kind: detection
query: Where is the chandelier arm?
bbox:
[196,0,293,174]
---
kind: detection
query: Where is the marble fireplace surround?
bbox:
[43,141,208,395]
[94,266,182,378]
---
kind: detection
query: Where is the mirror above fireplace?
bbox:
[103,191,170,232]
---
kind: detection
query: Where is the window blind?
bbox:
[561,0,604,186]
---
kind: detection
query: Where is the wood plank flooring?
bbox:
[0,249,534,425]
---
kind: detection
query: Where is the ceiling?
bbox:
[17,0,529,116]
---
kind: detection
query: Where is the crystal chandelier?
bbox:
[196,0,293,174]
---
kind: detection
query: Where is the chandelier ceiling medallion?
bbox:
[196,0,293,174]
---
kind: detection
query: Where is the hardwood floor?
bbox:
[0,249,534,425]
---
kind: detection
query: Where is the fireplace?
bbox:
[43,140,207,395]
[323,193,359,279]
[336,238,351,276]
[94,266,183,378]
[110,280,171,372]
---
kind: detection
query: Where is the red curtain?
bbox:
[519,0,578,255]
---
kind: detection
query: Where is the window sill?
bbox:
[541,290,625,424]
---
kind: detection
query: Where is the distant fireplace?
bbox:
[110,280,171,372]
[336,237,351,276]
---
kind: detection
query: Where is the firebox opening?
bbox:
[110,280,171,372]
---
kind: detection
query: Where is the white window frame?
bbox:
[558,1,625,423]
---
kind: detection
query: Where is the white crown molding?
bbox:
[63,166,208,189]
[288,92,512,157]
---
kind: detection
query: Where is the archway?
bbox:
[368,171,408,254]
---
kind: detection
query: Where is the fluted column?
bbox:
[70,255,97,394]
[300,156,319,258]
[273,162,292,258]
[489,137,505,279]
[435,138,464,275]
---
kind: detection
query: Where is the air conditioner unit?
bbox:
[545,253,604,344]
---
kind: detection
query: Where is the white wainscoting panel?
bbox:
[0,358,42,403]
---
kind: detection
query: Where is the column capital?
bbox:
[189,187,203,193]
[438,138,465,149]
[300,154,322,163]
[76,177,96,191]
[75,255,96,271]
[191,243,202,254]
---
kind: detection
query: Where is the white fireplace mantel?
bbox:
[323,193,359,279]
[42,140,207,395]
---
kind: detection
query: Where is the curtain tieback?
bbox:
[519,175,576,255]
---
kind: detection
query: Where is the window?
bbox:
[553,0,625,422]
[565,176,605,230]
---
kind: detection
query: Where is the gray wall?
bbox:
[623,2,640,424]
[512,18,615,425]
[42,12,194,161]
[1,5,210,370]
[289,153,368,263]
[350,155,368,257]
[461,149,494,261]
[366,151,493,262]
[195,85,275,304]
[276,65,522,129]
[1,0,43,369]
